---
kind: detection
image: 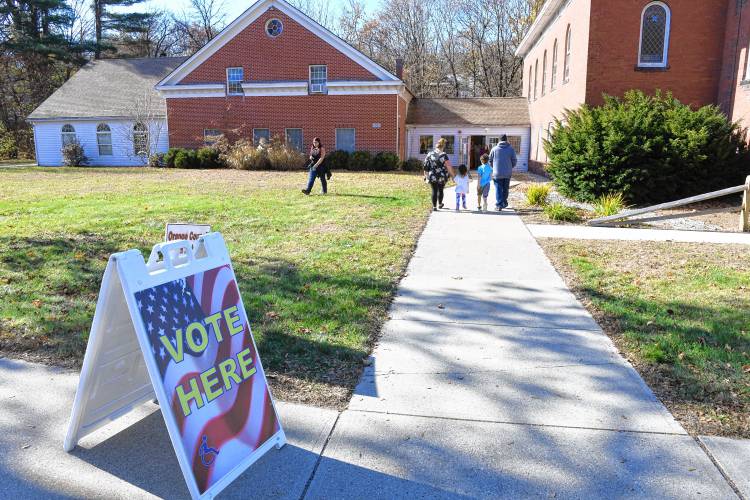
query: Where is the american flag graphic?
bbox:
[134,265,280,494]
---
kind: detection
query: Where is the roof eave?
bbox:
[515,0,566,58]
[28,114,166,122]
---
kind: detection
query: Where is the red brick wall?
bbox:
[166,94,399,153]
[397,95,408,159]
[181,9,378,84]
[587,0,727,107]
[718,0,750,128]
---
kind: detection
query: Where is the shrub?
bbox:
[593,193,627,217]
[543,202,581,222]
[545,90,750,205]
[61,139,88,166]
[266,137,307,170]
[173,149,198,169]
[148,153,164,168]
[164,148,181,168]
[371,151,399,171]
[349,150,373,171]
[325,150,349,171]
[525,183,551,207]
[400,158,423,172]
[220,139,270,170]
[0,129,17,159]
[196,147,224,169]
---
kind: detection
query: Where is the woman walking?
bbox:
[423,137,454,210]
[302,137,328,195]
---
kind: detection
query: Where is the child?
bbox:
[476,153,492,211]
[454,164,470,210]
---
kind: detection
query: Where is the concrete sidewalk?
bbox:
[305,189,742,499]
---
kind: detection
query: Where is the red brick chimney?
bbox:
[395,58,404,80]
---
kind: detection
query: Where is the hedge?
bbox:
[545,90,750,205]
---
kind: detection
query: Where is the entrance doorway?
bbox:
[468,136,488,169]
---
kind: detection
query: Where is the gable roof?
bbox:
[158,0,399,87]
[28,57,187,121]
[406,98,530,127]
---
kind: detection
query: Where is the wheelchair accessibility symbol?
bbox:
[199,435,220,467]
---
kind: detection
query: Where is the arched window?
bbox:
[133,122,148,156]
[534,59,538,101]
[563,25,572,84]
[61,124,76,146]
[528,66,533,101]
[551,39,558,91]
[96,123,112,156]
[542,50,547,96]
[638,2,670,67]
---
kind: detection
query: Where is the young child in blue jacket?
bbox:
[476,154,492,211]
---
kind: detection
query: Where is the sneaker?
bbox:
[439,203,444,209]
[302,189,310,195]
[433,207,438,211]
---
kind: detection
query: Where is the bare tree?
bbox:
[173,0,227,54]
[117,87,166,164]
[286,0,335,29]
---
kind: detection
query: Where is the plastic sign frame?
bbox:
[64,233,285,499]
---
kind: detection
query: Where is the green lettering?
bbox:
[200,367,222,403]
[218,358,242,390]
[204,312,223,343]
[185,321,209,353]
[237,347,257,379]
[223,306,244,336]
[160,328,184,363]
[176,378,204,417]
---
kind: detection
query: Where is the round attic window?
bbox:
[265,18,283,37]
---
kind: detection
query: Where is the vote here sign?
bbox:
[133,265,280,495]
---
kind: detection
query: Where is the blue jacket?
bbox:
[489,142,517,179]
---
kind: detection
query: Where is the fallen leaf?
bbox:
[437,304,445,309]
[31,300,42,308]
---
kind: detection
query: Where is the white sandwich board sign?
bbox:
[64,233,285,499]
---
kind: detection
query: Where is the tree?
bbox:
[92,0,153,58]
[173,0,226,54]
[0,0,91,158]
[108,9,181,57]
[116,86,166,164]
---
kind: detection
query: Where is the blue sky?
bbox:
[139,0,379,22]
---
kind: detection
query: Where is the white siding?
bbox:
[406,126,531,171]
[32,119,169,167]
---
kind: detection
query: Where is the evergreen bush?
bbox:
[196,147,224,169]
[164,148,181,168]
[173,149,198,169]
[371,151,400,171]
[399,158,423,172]
[325,150,350,171]
[349,150,373,170]
[545,90,750,205]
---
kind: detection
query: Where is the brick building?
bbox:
[29,0,530,168]
[517,0,750,172]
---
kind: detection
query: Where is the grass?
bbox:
[525,183,551,207]
[0,167,430,407]
[593,193,626,217]
[0,159,35,166]
[543,202,581,222]
[540,239,750,437]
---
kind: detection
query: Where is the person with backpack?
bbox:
[488,134,517,210]
[423,138,454,211]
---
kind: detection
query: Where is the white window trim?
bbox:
[309,65,328,94]
[226,67,244,95]
[419,134,434,154]
[285,128,303,150]
[533,59,538,101]
[96,123,112,155]
[551,39,558,91]
[204,128,221,145]
[61,124,76,146]
[542,50,547,96]
[563,25,572,84]
[637,1,671,68]
[745,46,750,81]
[335,128,356,152]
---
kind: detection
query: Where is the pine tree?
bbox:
[92,0,153,58]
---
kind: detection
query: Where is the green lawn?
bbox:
[540,239,750,437]
[0,167,430,407]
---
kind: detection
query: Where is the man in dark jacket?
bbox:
[488,134,517,210]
